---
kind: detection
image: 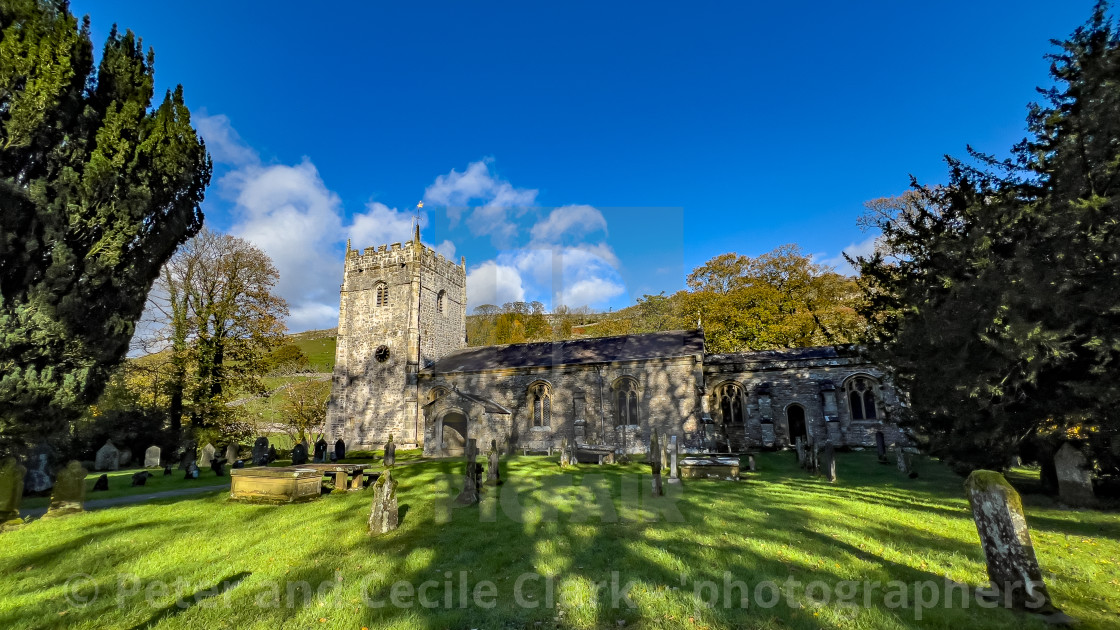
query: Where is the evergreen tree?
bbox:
[856,2,1120,473]
[0,1,211,453]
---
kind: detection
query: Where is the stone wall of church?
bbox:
[420,355,704,455]
[703,356,908,449]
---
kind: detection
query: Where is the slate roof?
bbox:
[705,345,858,364]
[424,330,705,374]
[422,389,511,414]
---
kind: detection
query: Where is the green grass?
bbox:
[2,453,1118,629]
[20,466,230,510]
[288,330,336,371]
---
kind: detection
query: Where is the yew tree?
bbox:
[0,1,210,452]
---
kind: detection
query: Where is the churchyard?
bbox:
[1,450,1117,630]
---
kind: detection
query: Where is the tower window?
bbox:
[375,283,389,307]
[437,290,446,314]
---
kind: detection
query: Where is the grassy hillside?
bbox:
[287,328,337,371]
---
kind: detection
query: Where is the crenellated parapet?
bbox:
[343,240,465,283]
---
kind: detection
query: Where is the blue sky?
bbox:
[75,0,1098,331]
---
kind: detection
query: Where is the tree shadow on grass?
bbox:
[126,571,251,630]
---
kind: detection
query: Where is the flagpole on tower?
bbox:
[413,201,423,244]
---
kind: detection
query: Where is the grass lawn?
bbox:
[20,466,231,510]
[2,452,1117,629]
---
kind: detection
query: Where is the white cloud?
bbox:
[434,240,456,260]
[467,243,625,311]
[423,159,538,247]
[196,112,258,166]
[561,277,626,307]
[530,204,608,243]
[348,201,423,251]
[466,261,525,309]
[817,234,880,275]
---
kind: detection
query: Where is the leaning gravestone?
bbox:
[334,438,346,460]
[383,434,396,468]
[95,440,120,471]
[313,438,327,463]
[1054,442,1096,508]
[1,456,28,529]
[178,442,197,470]
[875,431,888,462]
[144,445,161,468]
[46,461,87,518]
[225,444,239,465]
[118,448,132,468]
[368,468,399,535]
[896,449,911,475]
[252,437,269,465]
[823,442,837,483]
[964,470,1068,620]
[291,443,309,465]
[23,443,53,494]
[92,474,109,492]
[454,439,480,505]
[131,471,151,487]
[199,443,216,468]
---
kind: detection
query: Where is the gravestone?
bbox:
[486,445,501,486]
[660,440,669,471]
[559,437,571,467]
[184,462,200,480]
[313,438,327,463]
[232,460,245,469]
[211,458,226,477]
[811,443,821,474]
[669,435,679,480]
[964,470,1064,617]
[178,443,197,470]
[163,465,172,476]
[144,445,161,468]
[199,443,216,468]
[118,448,132,468]
[225,444,239,465]
[896,449,911,475]
[267,445,277,463]
[252,437,269,465]
[795,438,806,468]
[0,456,28,528]
[1054,443,1095,508]
[131,471,151,487]
[95,440,120,471]
[23,443,53,494]
[92,474,109,492]
[747,453,757,472]
[368,468,399,535]
[334,438,346,460]
[875,431,888,462]
[651,447,663,497]
[46,461,87,518]
[454,439,480,505]
[823,443,837,483]
[290,443,309,465]
[383,434,396,468]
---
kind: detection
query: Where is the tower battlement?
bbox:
[344,239,465,282]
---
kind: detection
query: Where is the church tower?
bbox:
[327,226,466,449]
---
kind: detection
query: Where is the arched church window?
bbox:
[437,290,446,314]
[375,283,389,307]
[529,382,552,427]
[845,376,879,420]
[614,377,640,426]
[428,387,449,403]
[715,382,745,424]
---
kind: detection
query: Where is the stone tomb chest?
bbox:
[229,467,321,503]
[679,456,741,480]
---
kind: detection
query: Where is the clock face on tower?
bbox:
[375,345,390,363]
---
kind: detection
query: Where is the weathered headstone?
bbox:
[199,443,216,468]
[455,439,480,505]
[184,462,200,480]
[313,438,327,463]
[795,437,806,468]
[875,431,888,462]
[92,474,109,492]
[747,453,757,472]
[291,443,309,465]
[252,437,269,465]
[131,471,151,487]
[144,445,161,468]
[23,443,53,494]
[964,470,1064,617]
[669,435,679,480]
[334,438,346,460]
[267,445,277,463]
[368,468,399,534]
[383,434,396,468]
[660,440,669,471]
[95,440,120,471]
[46,461,87,518]
[118,448,132,468]
[896,449,911,475]
[178,442,197,470]
[651,446,663,497]
[1054,443,1095,508]
[225,444,239,465]
[559,437,571,467]
[0,456,28,529]
[211,458,226,477]
[823,443,836,483]
[486,445,501,486]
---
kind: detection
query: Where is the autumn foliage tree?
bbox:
[0,1,210,453]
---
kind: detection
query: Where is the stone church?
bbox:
[326,230,907,456]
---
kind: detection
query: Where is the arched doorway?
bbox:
[441,411,467,455]
[786,404,807,443]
